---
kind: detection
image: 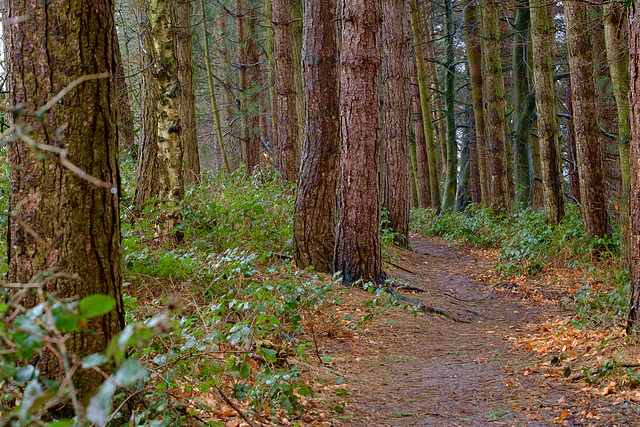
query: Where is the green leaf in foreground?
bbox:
[79,295,116,319]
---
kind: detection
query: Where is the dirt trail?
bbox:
[321,236,637,426]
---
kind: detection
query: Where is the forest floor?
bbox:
[311,236,640,426]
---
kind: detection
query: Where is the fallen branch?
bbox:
[217,387,262,427]
[386,260,417,275]
[385,284,469,323]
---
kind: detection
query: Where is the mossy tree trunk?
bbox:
[603,0,630,268]
[480,0,509,210]
[6,0,124,395]
[381,0,411,246]
[529,0,565,224]
[334,0,384,286]
[293,0,340,272]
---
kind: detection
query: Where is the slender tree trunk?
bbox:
[480,0,509,210]
[293,0,340,272]
[334,0,384,286]
[134,0,161,213]
[176,0,200,185]
[409,138,420,208]
[115,37,137,161]
[604,0,630,268]
[265,0,278,165]
[441,0,458,211]
[290,0,306,152]
[237,0,261,175]
[564,0,610,238]
[201,0,230,173]
[409,0,440,210]
[381,0,411,246]
[512,1,534,208]
[566,81,581,203]
[411,64,432,209]
[463,0,489,204]
[6,0,123,395]
[150,0,185,238]
[456,134,471,211]
[627,0,640,332]
[273,0,300,182]
[530,0,565,223]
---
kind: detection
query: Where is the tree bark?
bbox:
[627,0,640,332]
[293,0,340,272]
[381,0,411,246]
[411,61,432,209]
[176,0,200,185]
[115,37,137,161]
[441,0,458,212]
[334,0,384,286]
[604,0,630,268]
[564,0,610,238]
[6,0,123,395]
[463,0,489,205]
[512,0,534,208]
[480,0,509,210]
[409,0,441,211]
[273,0,300,182]
[530,0,565,224]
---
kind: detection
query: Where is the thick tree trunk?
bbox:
[293,0,340,272]
[441,0,458,212]
[604,0,630,268]
[334,0,384,286]
[411,63,432,209]
[273,0,300,182]
[6,0,123,395]
[512,1,534,208]
[530,0,565,224]
[463,0,489,204]
[564,0,610,238]
[176,0,200,185]
[627,1,640,332]
[480,0,509,210]
[381,0,411,246]
[409,0,440,211]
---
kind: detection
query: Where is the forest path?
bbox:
[320,236,635,426]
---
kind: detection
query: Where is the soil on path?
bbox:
[319,236,638,426]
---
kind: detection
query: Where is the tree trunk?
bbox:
[201,0,231,173]
[6,0,123,395]
[566,81,581,204]
[441,0,458,212]
[480,0,509,210]
[334,0,384,286]
[115,37,137,161]
[409,138,420,208]
[176,0,200,185]
[150,0,185,238]
[134,0,161,214]
[564,0,610,238]
[237,0,262,175]
[628,0,640,332]
[381,0,411,246]
[273,0,300,182]
[456,133,471,211]
[411,62,432,209]
[463,0,489,204]
[293,0,340,272]
[530,0,565,224]
[409,0,441,211]
[603,0,630,268]
[512,1,534,208]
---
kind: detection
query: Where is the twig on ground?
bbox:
[385,284,469,323]
[217,387,261,427]
[386,261,417,275]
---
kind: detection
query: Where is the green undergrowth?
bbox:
[410,204,628,329]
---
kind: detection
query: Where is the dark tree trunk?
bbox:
[441,0,458,211]
[566,81,581,204]
[564,0,610,238]
[115,37,137,161]
[334,0,384,286]
[411,62,432,209]
[381,0,411,247]
[273,0,300,182]
[6,0,123,395]
[293,0,340,272]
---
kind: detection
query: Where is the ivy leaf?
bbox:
[82,353,108,369]
[14,365,38,386]
[86,379,117,427]
[19,380,43,420]
[79,295,116,319]
[115,359,148,387]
